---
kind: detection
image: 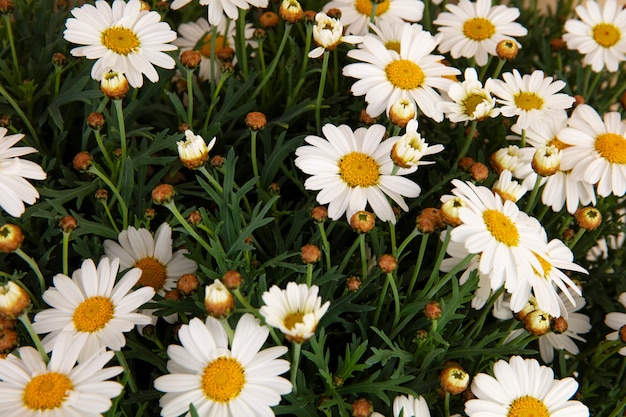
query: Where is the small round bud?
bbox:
[152,184,175,204]
[524,309,551,336]
[388,98,416,128]
[562,228,575,241]
[164,289,181,301]
[144,207,156,220]
[346,275,361,292]
[441,197,466,227]
[177,274,199,295]
[350,211,375,233]
[549,38,565,51]
[301,244,321,264]
[459,156,476,172]
[359,109,378,125]
[178,122,191,133]
[573,95,585,107]
[326,8,342,19]
[0,0,13,13]
[59,215,77,233]
[180,49,202,69]
[551,316,569,334]
[222,270,243,289]
[440,362,470,395]
[415,329,428,341]
[333,375,344,387]
[424,301,442,320]
[303,10,317,23]
[0,281,30,318]
[0,327,18,354]
[469,162,489,182]
[260,11,279,28]
[204,279,235,318]
[378,254,397,273]
[619,325,626,343]
[188,210,202,225]
[496,39,519,60]
[311,206,328,222]
[0,115,11,127]
[217,47,235,63]
[416,208,444,233]
[253,28,267,40]
[0,224,23,253]
[210,155,225,168]
[514,297,538,322]
[268,182,281,195]
[352,398,373,417]
[279,0,304,23]
[52,52,67,66]
[100,70,129,100]
[87,112,105,130]
[532,145,561,177]
[141,324,156,338]
[574,207,602,231]
[246,112,267,130]
[73,151,93,172]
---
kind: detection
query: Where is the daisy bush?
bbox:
[2,0,626,416]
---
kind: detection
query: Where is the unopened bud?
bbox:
[469,162,489,181]
[440,362,470,395]
[352,398,373,417]
[301,244,321,264]
[87,112,105,130]
[246,112,267,130]
[0,115,10,127]
[416,208,444,233]
[164,289,181,301]
[204,280,235,318]
[260,11,279,28]
[575,207,602,231]
[441,197,466,227]
[52,52,66,66]
[350,211,375,233]
[0,224,23,253]
[152,184,175,204]
[303,10,317,23]
[378,254,397,273]
[180,49,202,69]
[619,325,626,343]
[0,0,13,13]
[279,0,303,23]
[346,275,361,292]
[551,316,568,334]
[188,210,202,225]
[100,70,129,100]
[459,156,475,172]
[388,98,416,128]
[425,301,442,320]
[532,145,561,176]
[0,327,17,354]
[549,38,565,51]
[573,95,585,107]
[253,28,267,40]
[359,109,378,125]
[73,151,93,172]
[59,215,77,233]
[210,155,225,168]
[496,39,519,60]
[326,7,341,19]
[144,207,156,219]
[177,274,199,295]
[222,270,243,289]
[0,281,30,318]
[311,206,328,222]
[268,182,280,195]
[524,309,551,336]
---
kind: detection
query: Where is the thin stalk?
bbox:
[358,233,368,282]
[3,14,21,81]
[490,57,506,80]
[315,51,331,134]
[453,120,478,170]
[306,263,314,287]
[396,228,420,258]
[19,313,48,363]
[387,273,401,329]
[15,248,46,295]
[94,129,115,172]
[373,274,389,327]
[88,165,129,230]
[567,228,586,249]
[113,99,127,187]
[198,166,224,194]
[210,26,217,88]
[62,232,70,277]
[317,222,332,271]
[163,200,214,255]
[186,67,195,127]
[524,175,543,213]
[407,233,428,296]
[444,391,451,417]
[478,55,493,80]
[290,342,302,394]
[389,222,397,256]
[237,9,249,79]
[203,71,230,131]
[99,198,121,235]
[251,24,293,99]
[0,84,40,148]
[250,130,260,186]
[115,350,138,393]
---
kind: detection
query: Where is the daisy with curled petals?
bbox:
[63,0,177,88]
[0,331,123,417]
[309,12,362,59]
[563,0,626,72]
[433,0,528,66]
[154,314,292,417]
[466,356,589,417]
[260,282,330,343]
[344,23,459,122]
[438,67,499,123]
[294,123,422,223]
[104,222,198,294]
[605,292,626,356]
[390,119,445,169]
[32,257,155,362]
[171,0,268,26]
[486,69,574,131]
[324,0,423,36]
[0,127,46,217]
[559,104,626,198]
[392,394,431,417]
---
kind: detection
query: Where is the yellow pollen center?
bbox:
[284,312,305,329]
[462,17,496,41]
[354,0,390,17]
[135,257,168,290]
[338,152,380,188]
[463,93,487,116]
[482,209,520,247]
[101,27,140,55]
[385,40,401,54]
[73,296,114,333]
[202,357,245,403]
[592,23,621,47]
[385,59,425,90]
[23,372,73,410]
[514,92,544,111]
[548,137,570,150]
[198,34,227,58]
[507,396,550,417]
[595,132,626,164]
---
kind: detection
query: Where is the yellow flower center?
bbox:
[284,312,305,329]
[548,137,570,150]
[338,152,380,188]
[384,40,401,54]
[592,23,621,48]
[354,0,390,17]
[73,296,114,333]
[135,257,168,290]
[202,357,245,403]
[531,252,552,278]
[23,372,73,411]
[507,396,550,417]
[462,17,495,41]
[595,132,626,164]
[385,59,425,90]
[463,93,487,117]
[101,27,140,55]
[198,34,227,58]
[482,209,520,247]
[514,92,544,111]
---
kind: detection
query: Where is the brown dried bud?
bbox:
[441,197,466,227]
[301,244,321,264]
[440,362,470,395]
[303,10,317,23]
[469,162,489,182]
[204,280,235,319]
[253,28,267,41]
[180,49,202,69]
[416,208,444,233]
[573,95,585,107]
[496,39,518,60]
[268,182,281,195]
[574,207,602,231]
[326,7,342,19]
[152,184,175,205]
[346,275,361,292]
[311,206,328,222]
[164,289,181,301]
[177,274,200,295]
[141,324,156,338]
[425,301,442,320]
[524,309,551,336]
[59,215,77,233]
[222,270,243,289]
[350,210,375,233]
[0,0,13,13]
[188,210,202,226]
[333,375,344,387]
[0,317,15,330]
[216,47,235,63]
[459,156,476,171]
[221,62,235,74]
[52,52,67,66]
[87,112,105,130]
[0,224,23,253]
[352,398,373,417]
[549,38,565,51]
[0,115,10,127]
[359,108,378,125]
[144,207,156,220]
[0,327,18,354]
[73,151,93,172]
[0,281,30,318]
[621,91,626,110]
[246,112,267,130]
[551,316,569,334]
[415,329,428,341]
[279,0,303,23]
[113,148,122,159]
[260,11,279,28]
[210,155,225,168]
[378,254,397,273]
[178,122,191,133]
[100,70,129,100]
[619,325,626,343]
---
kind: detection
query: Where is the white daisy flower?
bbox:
[309,12,362,59]
[490,145,536,190]
[368,20,406,54]
[294,123,422,223]
[433,0,528,66]
[32,257,155,362]
[63,0,177,88]
[0,331,123,416]
[103,222,198,294]
[154,314,292,417]
[0,127,46,217]
[390,119,444,169]
[171,0,269,26]
[343,23,460,121]
[486,69,575,131]
[605,292,626,356]
[323,0,424,36]
[260,282,330,343]
[466,356,589,417]
[393,394,431,417]
[438,67,499,123]
[492,169,527,203]
[563,0,626,72]
[560,104,626,198]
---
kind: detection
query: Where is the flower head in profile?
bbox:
[324,0,424,36]
[390,119,444,169]
[171,0,269,26]
[0,127,46,217]
[294,123,422,223]
[466,356,589,417]
[154,314,292,417]
[433,0,527,66]
[32,257,155,362]
[0,331,123,416]
[605,292,626,356]
[63,0,177,88]
[103,222,198,294]
[344,23,459,121]
[309,12,362,59]
[438,67,499,123]
[393,394,431,417]
[563,0,626,72]
[177,130,216,169]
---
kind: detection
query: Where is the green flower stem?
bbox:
[113,99,127,186]
[237,9,249,80]
[525,175,543,213]
[88,164,129,230]
[306,263,314,287]
[389,222,397,256]
[387,273,401,329]
[250,130,261,185]
[19,313,48,363]
[251,24,292,99]
[424,253,473,302]
[581,65,593,98]
[94,129,115,173]
[420,227,452,297]
[299,24,313,80]
[607,396,626,417]
[567,228,586,250]
[162,200,214,255]
[453,120,478,171]
[358,233,368,282]
[0,83,40,148]
[62,232,70,277]
[198,166,224,194]
[407,233,428,296]
[257,37,266,75]
[210,26,218,87]
[186,67,195,127]
[53,65,62,97]
[3,14,21,81]
[444,391,451,417]
[220,317,235,343]
[290,342,302,394]
[519,128,527,147]
[315,50,331,134]
[203,71,229,131]
[15,248,46,295]
[115,350,138,393]
[369,3,378,23]
[396,228,420,259]
[100,198,121,235]
[478,55,493,80]
[587,71,603,101]
[491,57,506,80]
[316,222,332,271]
[373,273,390,327]
[338,238,360,273]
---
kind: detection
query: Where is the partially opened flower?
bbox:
[438,67,499,122]
[605,292,626,356]
[392,394,431,417]
[177,130,217,169]
[324,0,424,36]
[390,119,444,169]
[308,12,362,59]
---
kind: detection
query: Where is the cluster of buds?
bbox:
[459,156,489,182]
[416,208,445,233]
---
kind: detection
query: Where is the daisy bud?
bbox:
[0,281,30,318]
[268,182,281,195]
[440,362,470,395]
[562,228,575,241]
[246,112,267,131]
[459,156,476,171]
[52,52,66,67]
[389,98,416,128]
[180,50,201,69]
[0,317,15,329]
[334,375,344,387]
[490,146,522,175]
[532,145,561,177]
[0,224,23,253]
[279,0,303,23]
[303,10,317,24]
[573,95,585,107]
[551,316,569,334]
[346,275,361,292]
[549,38,565,51]
[311,12,345,53]
[152,184,175,204]
[0,0,13,13]
[164,289,181,301]
[619,325,626,343]
[0,327,18,354]
[378,254,397,273]
[100,70,129,100]
[141,324,156,338]
[326,8,342,19]
[514,297,537,322]
[350,210,376,233]
[204,280,235,319]
[311,206,328,222]
[301,244,321,264]
[425,301,442,320]
[217,46,235,63]
[575,207,602,231]
[144,207,156,220]
[177,274,199,295]
[416,208,444,233]
[496,39,519,61]
[621,91,626,109]
[359,109,378,125]
[87,112,105,130]
[178,123,191,133]
[416,329,428,342]
[222,270,243,289]
[156,0,170,12]
[253,28,267,41]
[210,154,225,168]
[188,210,202,225]
[352,398,373,417]
[524,309,551,336]
[469,162,489,182]
[0,115,10,127]
[177,130,216,170]
[441,197,466,227]
[72,151,93,172]
[59,215,77,233]
[260,11,279,28]
[492,170,527,202]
